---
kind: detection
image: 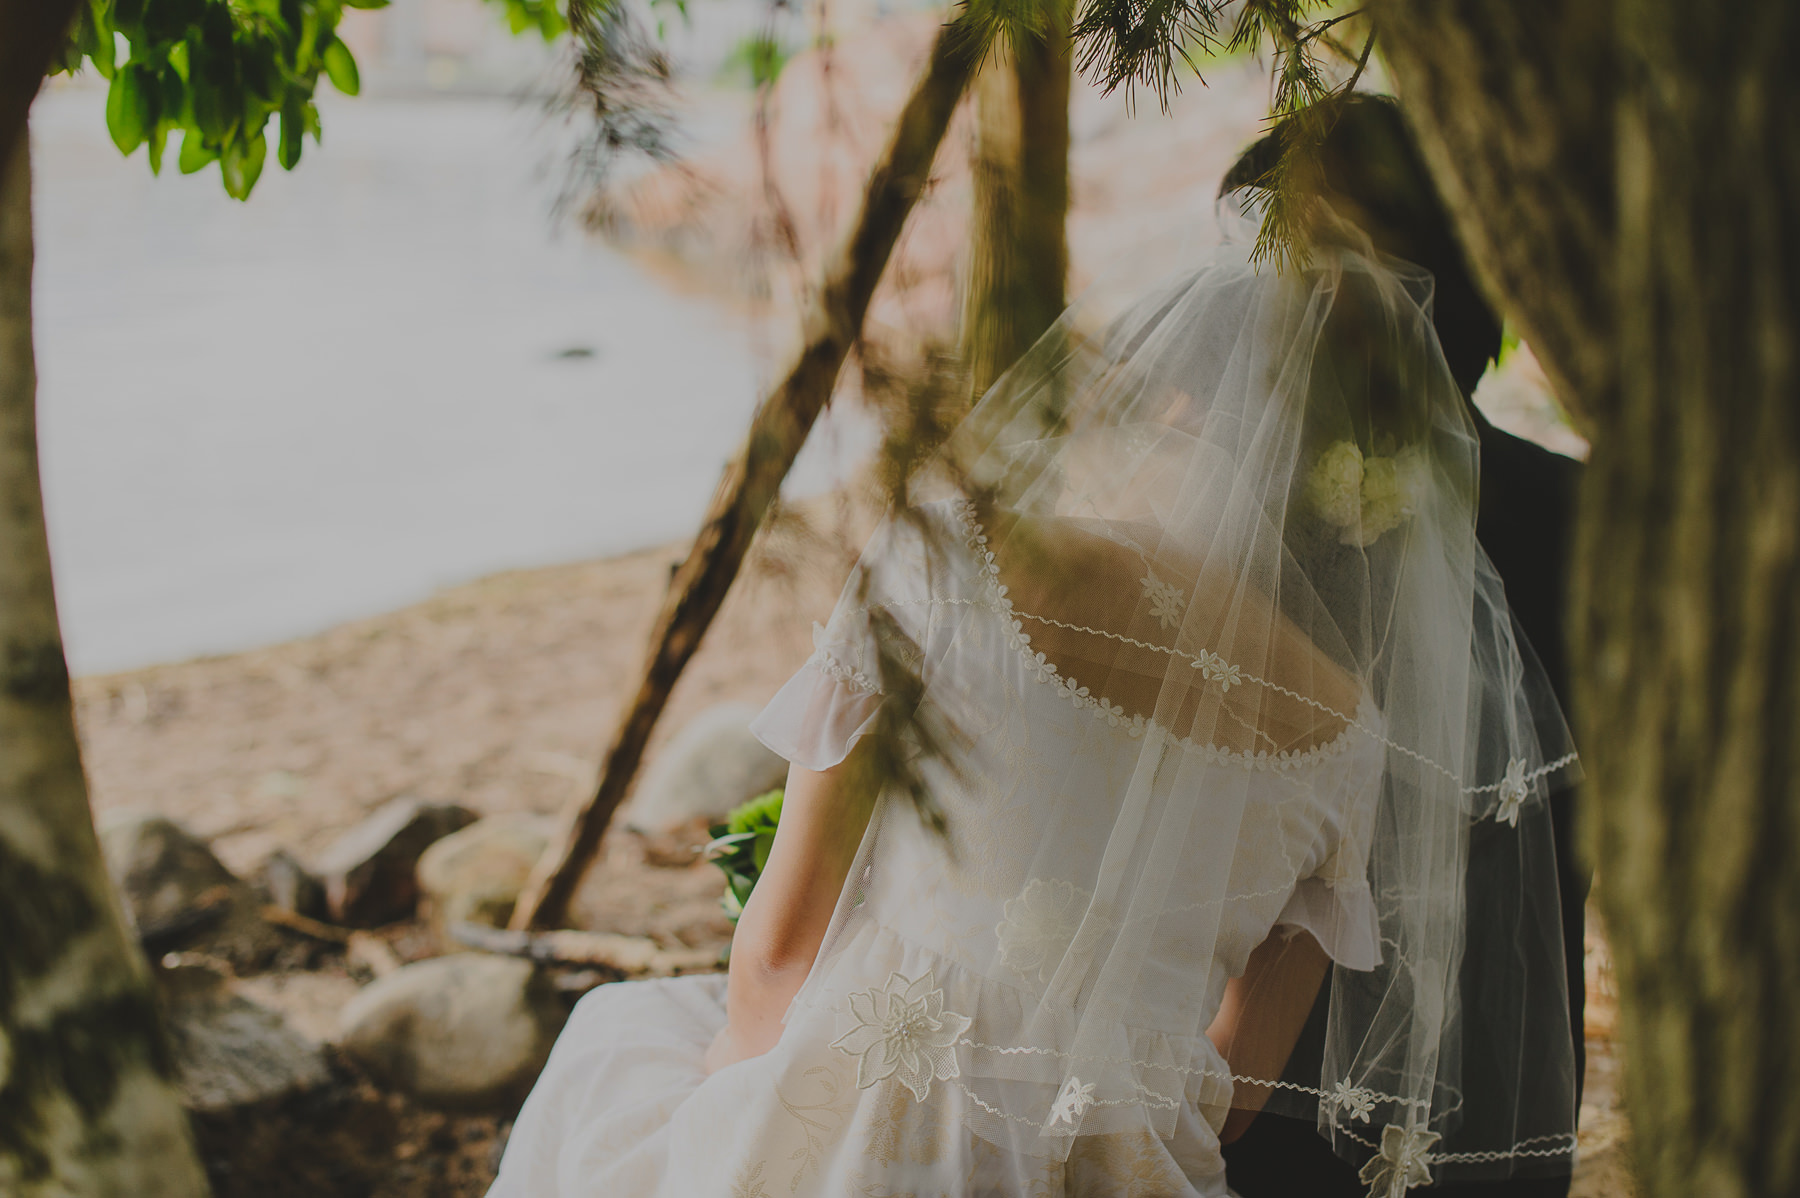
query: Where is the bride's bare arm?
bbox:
[1207,927,1331,1144]
[704,742,880,1073]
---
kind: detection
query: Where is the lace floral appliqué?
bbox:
[831,971,971,1102]
[1192,649,1244,693]
[1495,758,1529,827]
[1140,572,1186,631]
[1330,1078,1377,1123]
[1049,1075,1097,1127]
[996,878,1109,985]
[1358,1125,1439,1198]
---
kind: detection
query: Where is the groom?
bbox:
[1215,96,1589,1198]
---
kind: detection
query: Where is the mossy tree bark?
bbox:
[1376,2,1800,1195]
[961,4,1070,399]
[0,141,210,1198]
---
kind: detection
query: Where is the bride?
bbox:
[487,187,1579,1197]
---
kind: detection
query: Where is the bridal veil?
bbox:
[763,198,1580,1191]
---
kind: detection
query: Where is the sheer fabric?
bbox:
[757,205,1579,1188]
[490,205,1579,1197]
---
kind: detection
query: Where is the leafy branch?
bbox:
[53,0,388,199]
[1065,0,1373,267]
[1227,1,1374,268]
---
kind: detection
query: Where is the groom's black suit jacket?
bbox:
[1221,415,1588,1198]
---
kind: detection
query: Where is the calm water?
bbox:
[32,84,870,675]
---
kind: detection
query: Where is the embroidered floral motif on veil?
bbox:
[1193,649,1244,693]
[831,972,971,1102]
[1140,571,1186,631]
[1358,1125,1439,1198]
[1495,758,1530,827]
[996,878,1111,985]
[1049,1076,1097,1127]
[1330,1078,1378,1123]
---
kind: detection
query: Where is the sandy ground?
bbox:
[72,491,869,873]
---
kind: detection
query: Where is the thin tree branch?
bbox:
[510,15,985,931]
[1343,28,1376,96]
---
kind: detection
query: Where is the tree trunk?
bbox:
[961,8,1070,399]
[510,19,985,931]
[0,0,80,190]
[0,140,210,1198]
[1370,0,1615,431]
[1376,3,1800,1195]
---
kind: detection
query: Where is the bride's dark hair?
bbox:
[1220,94,1502,401]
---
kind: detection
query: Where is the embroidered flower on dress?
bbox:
[1330,1078,1378,1123]
[1049,1075,1097,1127]
[1495,757,1530,827]
[831,971,971,1102]
[996,878,1105,985]
[1357,1125,1439,1198]
[1140,572,1186,631]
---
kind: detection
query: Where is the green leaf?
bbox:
[321,37,360,95]
[147,120,169,174]
[343,0,390,8]
[88,15,118,78]
[220,130,269,199]
[722,33,789,88]
[177,129,217,174]
[159,63,186,120]
[188,60,229,142]
[277,95,304,169]
[105,66,151,155]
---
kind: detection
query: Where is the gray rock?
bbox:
[312,797,477,926]
[99,811,240,949]
[626,702,789,832]
[159,963,332,1112]
[257,848,327,919]
[416,813,556,934]
[336,953,566,1109]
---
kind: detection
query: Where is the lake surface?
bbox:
[31,84,870,676]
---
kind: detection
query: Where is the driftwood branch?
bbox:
[451,921,720,976]
[510,17,984,931]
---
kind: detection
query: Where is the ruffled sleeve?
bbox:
[748,626,887,772]
[1275,738,1384,971]
[749,511,943,773]
[1274,870,1381,972]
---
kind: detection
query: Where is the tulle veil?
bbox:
[783,193,1580,1189]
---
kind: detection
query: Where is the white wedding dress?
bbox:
[489,500,1385,1198]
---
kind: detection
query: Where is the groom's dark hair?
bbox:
[1220,94,1503,400]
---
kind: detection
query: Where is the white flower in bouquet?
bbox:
[1309,440,1430,548]
[1306,440,1366,528]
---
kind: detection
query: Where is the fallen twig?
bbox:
[451,921,720,977]
[260,904,352,945]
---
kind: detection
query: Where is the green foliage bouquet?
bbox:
[705,789,783,922]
